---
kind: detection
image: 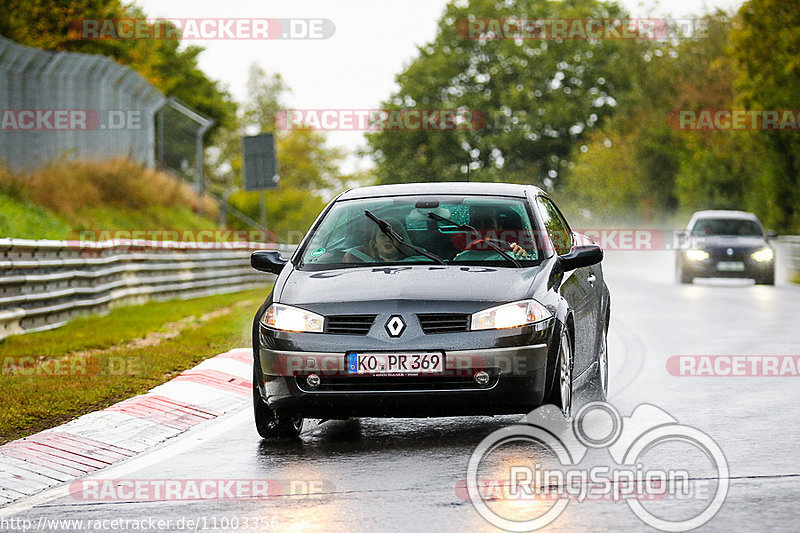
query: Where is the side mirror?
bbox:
[766,230,778,240]
[560,244,603,271]
[251,250,287,275]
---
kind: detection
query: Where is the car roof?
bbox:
[338,182,544,200]
[689,210,760,221]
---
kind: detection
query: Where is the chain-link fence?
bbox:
[156,98,214,194]
[0,35,210,182]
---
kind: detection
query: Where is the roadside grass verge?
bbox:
[0,193,72,239]
[0,159,219,240]
[0,287,270,444]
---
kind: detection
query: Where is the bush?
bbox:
[25,158,219,218]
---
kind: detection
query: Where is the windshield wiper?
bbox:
[427,211,521,267]
[364,210,446,265]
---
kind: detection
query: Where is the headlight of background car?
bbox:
[686,249,710,261]
[261,303,324,333]
[752,248,774,262]
[471,299,552,331]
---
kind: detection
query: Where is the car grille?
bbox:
[324,314,376,335]
[709,250,749,261]
[295,374,498,392]
[705,246,761,262]
[417,313,470,334]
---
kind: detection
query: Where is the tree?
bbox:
[367,0,636,188]
[730,0,800,231]
[564,12,750,221]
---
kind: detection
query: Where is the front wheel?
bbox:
[676,259,693,284]
[253,368,303,439]
[755,267,775,285]
[546,327,573,419]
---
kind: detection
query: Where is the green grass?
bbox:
[0,194,219,240]
[0,193,72,239]
[0,286,271,444]
[68,205,219,235]
[0,158,221,240]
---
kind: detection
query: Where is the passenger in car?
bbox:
[343,217,414,263]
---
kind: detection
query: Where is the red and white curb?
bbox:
[0,348,253,507]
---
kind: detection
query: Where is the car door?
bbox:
[535,196,599,377]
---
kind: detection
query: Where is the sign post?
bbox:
[243,134,279,232]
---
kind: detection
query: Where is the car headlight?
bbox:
[752,248,774,262]
[686,249,710,261]
[471,299,552,331]
[261,303,324,333]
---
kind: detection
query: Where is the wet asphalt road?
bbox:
[4,248,800,532]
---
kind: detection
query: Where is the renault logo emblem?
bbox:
[385,315,406,337]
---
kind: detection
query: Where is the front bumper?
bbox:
[257,323,553,418]
[682,256,774,279]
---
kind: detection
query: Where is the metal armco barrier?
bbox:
[0,238,298,339]
[1,236,797,340]
[778,236,800,279]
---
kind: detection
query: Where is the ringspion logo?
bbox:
[467,402,728,531]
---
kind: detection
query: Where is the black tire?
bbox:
[545,326,573,419]
[253,367,303,440]
[586,326,608,402]
[755,268,775,285]
[676,259,693,284]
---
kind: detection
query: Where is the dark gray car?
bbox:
[676,210,776,285]
[250,182,610,439]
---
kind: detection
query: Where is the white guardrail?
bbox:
[778,236,800,279]
[0,236,797,340]
[0,238,298,339]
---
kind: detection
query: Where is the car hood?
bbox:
[690,235,769,251]
[278,265,542,307]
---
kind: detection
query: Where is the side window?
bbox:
[536,197,572,255]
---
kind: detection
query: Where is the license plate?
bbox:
[717,261,745,272]
[346,352,444,375]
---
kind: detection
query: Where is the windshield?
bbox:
[691,218,763,237]
[298,195,542,270]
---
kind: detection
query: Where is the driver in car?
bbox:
[457,206,531,259]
